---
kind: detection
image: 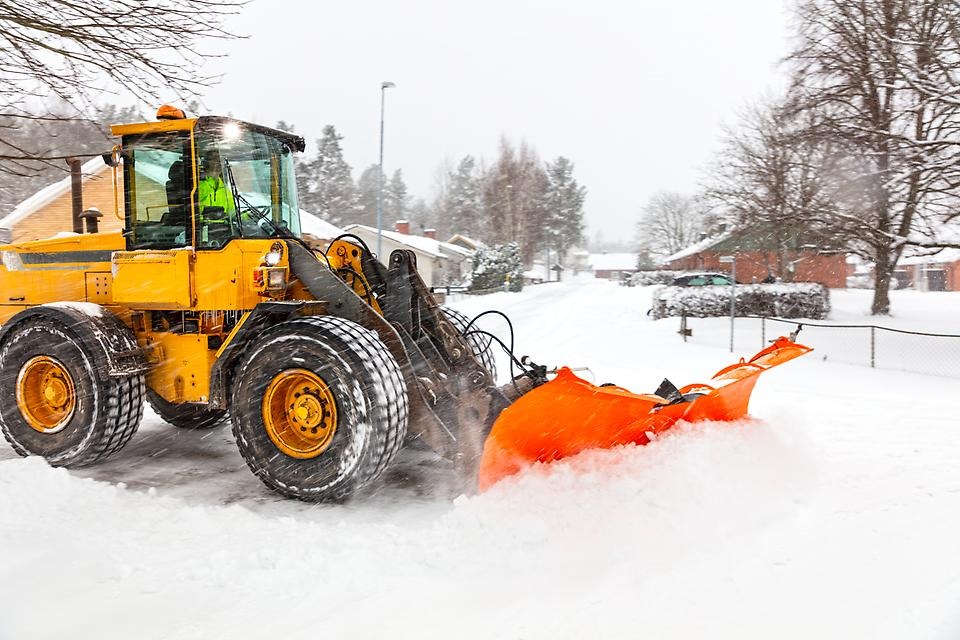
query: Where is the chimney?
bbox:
[66,157,83,234]
[424,228,437,240]
[395,220,410,235]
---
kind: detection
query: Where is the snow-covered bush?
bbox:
[624,270,683,287]
[650,282,830,320]
[469,242,524,292]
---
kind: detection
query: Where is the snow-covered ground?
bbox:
[2,278,959,639]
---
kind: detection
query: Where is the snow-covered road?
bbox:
[1,279,958,639]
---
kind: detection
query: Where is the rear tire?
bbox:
[0,312,144,467]
[231,316,407,501]
[147,390,227,430]
[442,307,497,382]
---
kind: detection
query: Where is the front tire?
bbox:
[0,312,144,467]
[231,316,408,501]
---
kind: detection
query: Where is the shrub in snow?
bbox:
[624,270,683,287]
[650,282,830,320]
[470,242,524,292]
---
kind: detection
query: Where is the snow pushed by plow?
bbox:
[0,417,816,640]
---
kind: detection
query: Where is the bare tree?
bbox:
[787,0,960,314]
[706,100,837,279]
[0,0,244,176]
[482,138,549,264]
[635,192,706,262]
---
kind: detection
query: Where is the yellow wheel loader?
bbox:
[0,107,811,500]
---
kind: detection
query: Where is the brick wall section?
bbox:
[668,250,847,288]
[9,166,125,243]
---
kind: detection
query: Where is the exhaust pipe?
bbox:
[66,157,83,234]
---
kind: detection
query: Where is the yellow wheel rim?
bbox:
[262,368,338,459]
[16,356,76,433]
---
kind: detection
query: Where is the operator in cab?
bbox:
[197,148,235,215]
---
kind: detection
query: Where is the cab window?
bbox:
[123,131,193,250]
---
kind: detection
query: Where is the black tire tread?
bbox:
[0,313,145,468]
[146,390,227,430]
[231,315,407,500]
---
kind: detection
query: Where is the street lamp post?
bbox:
[720,254,736,352]
[376,81,396,260]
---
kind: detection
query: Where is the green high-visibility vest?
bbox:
[197,177,236,214]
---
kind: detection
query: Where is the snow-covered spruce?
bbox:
[650,282,830,320]
[0,310,144,467]
[230,316,407,501]
[469,242,524,292]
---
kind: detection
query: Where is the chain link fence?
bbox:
[680,315,960,379]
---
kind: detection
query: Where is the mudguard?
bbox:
[477,337,812,490]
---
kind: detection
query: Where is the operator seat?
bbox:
[162,160,188,226]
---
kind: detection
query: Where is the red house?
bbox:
[663,226,847,288]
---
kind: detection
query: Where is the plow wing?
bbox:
[478,337,812,491]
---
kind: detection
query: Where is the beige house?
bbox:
[342,222,475,287]
[299,211,344,250]
[0,157,124,244]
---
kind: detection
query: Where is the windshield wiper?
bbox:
[222,159,294,239]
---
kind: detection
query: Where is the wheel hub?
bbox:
[16,356,77,433]
[262,369,338,459]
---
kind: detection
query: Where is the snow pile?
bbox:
[0,417,816,640]
[623,269,682,286]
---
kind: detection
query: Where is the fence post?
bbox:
[870,326,875,368]
[678,310,692,342]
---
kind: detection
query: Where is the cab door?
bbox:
[111,130,197,309]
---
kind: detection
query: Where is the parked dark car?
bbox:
[671,273,737,287]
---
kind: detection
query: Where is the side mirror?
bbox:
[101,145,122,168]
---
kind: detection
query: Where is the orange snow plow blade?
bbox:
[478,337,812,491]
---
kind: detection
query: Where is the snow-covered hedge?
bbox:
[650,282,830,320]
[469,242,524,292]
[623,270,683,287]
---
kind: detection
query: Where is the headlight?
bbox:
[266,268,286,290]
[264,251,282,266]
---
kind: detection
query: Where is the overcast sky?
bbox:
[199,0,793,244]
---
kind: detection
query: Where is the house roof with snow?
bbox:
[299,211,343,240]
[663,231,733,263]
[0,156,107,230]
[447,234,485,251]
[343,224,474,260]
[589,252,638,271]
[664,222,845,264]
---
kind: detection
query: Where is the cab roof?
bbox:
[110,115,305,153]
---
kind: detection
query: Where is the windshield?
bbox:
[196,123,301,248]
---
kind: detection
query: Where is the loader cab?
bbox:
[112,112,306,251]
